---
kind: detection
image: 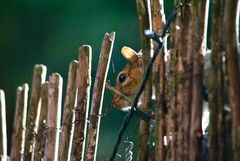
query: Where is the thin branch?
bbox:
[105,82,132,104]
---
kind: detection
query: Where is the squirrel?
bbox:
[112,46,143,110]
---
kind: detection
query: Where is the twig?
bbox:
[105,83,153,121]
[105,82,132,104]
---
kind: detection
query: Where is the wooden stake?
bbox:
[85,32,115,161]
[175,2,193,161]
[10,84,29,161]
[165,10,178,161]
[136,0,152,160]
[33,82,49,161]
[0,90,7,161]
[224,1,240,160]
[44,73,63,161]
[24,64,46,161]
[208,1,226,161]
[71,46,92,161]
[151,0,167,161]
[58,60,78,161]
[189,1,209,161]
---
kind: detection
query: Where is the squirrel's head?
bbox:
[112,46,143,109]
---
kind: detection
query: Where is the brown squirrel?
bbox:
[112,46,143,109]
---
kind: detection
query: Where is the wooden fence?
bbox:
[0,32,115,161]
[1,0,240,161]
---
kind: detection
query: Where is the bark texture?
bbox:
[85,32,115,161]
[58,61,78,161]
[136,0,152,160]
[224,1,240,161]
[71,46,92,161]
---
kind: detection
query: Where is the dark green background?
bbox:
[0,0,173,160]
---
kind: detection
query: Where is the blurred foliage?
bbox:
[0,0,173,159]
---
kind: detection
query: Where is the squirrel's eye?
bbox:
[119,73,127,83]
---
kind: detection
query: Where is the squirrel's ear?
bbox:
[121,46,138,63]
[138,49,143,56]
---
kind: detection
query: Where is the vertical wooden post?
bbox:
[33,82,49,160]
[189,1,209,161]
[44,73,63,161]
[208,0,226,161]
[224,1,240,161]
[24,64,46,161]
[0,90,7,161]
[136,0,152,160]
[10,84,29,161]
[58,60,78,161]
[151,0,166,161]
[175,1,193,161]
[165,5,178,161]
[85,32,115,161]
[71,46,92,161]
